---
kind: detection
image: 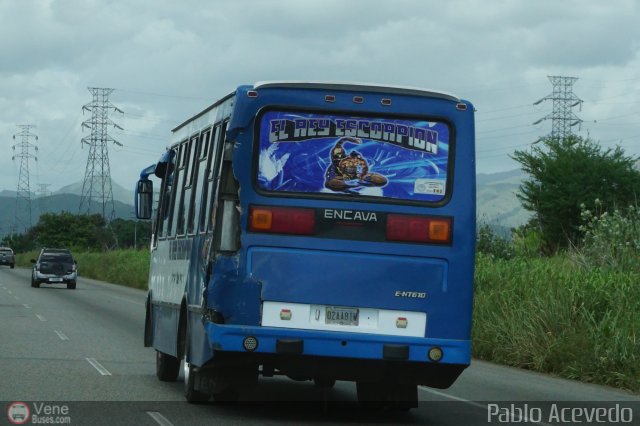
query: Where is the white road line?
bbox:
[7,290,12,294]
[419,387,555,426]
[35,314,47,322]
[86,358,112,376]
[14,296,20,300]
[23,304,31,309]
[54,330,69,341]
[419,386,488,409]
[109,295,145,306]
[147,411,175,426]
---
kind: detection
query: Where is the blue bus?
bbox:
[136,81,476,407]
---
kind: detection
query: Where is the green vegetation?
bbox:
[476,194,640,392]
[473,251,640,392]
[2,212,151,253]
[512,135,640,252]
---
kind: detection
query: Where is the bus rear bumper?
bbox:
[206,322,471,365]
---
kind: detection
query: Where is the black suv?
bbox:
[31,248,78,289]
[0,247,15,268]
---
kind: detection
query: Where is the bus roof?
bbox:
[171,81,461,135]
[253,81,461,102]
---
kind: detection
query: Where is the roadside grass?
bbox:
[473,252,640,392]
[15,249,150,290]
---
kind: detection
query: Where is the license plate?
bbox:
[325,306,359,326]
[49,278,63,283]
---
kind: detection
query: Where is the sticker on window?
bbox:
[257,111,450,203]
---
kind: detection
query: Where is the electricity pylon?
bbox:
[533,76,583,141]
[12,125,38,233]
[78,87,123,221]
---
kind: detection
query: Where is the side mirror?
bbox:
[136,179,153,220]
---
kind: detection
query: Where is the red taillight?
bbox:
[386,214,451,244]
[249,206,316,235]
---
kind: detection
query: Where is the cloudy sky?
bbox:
[1,0,639,196]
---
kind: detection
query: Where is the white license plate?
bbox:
[49,278,63,283]
[325,306,359,326]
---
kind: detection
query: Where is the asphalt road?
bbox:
[1,266,638,425]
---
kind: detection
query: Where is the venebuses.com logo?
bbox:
[6,401,72,424]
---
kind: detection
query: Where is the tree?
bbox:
[511,135,640,252]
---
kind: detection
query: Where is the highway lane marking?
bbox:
[109,295,145,306]
[23,304,31,309]
[54,330,69,341]
[86,357,112,376]
[419,387,554,426]
[35,314,47,322]
[7,290,12,294]
[147,412,175,426]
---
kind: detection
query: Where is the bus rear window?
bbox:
[257,110,451,203]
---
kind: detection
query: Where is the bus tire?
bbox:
[356,382,417,410]
[388,383,418,411]
[313,377,336,388]
[212,387,239,403]
[156,350,180,382]
[183,325,209,403]
[356,381,386,405]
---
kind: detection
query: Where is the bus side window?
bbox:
[176,137,197,236]
[198,125,220,233]
[156,149,176,240]
[167,142,187,237]
[187,129,210,234]
[213,141,240,252]
[208,121,228,234]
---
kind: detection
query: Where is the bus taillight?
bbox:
[249,206,316,235]
[386,214,452,244]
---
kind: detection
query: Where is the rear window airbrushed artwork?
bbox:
[257,111,451,203]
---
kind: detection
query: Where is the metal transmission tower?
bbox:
[79,87,123,220]
[533,76,583,141]
[11,125,38,233]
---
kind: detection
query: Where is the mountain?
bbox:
[55,180,134,205]
[476,168,530,232]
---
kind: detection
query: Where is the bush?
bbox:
[512,136,640,252]
[575,202,640,273]
[476,223,515,260]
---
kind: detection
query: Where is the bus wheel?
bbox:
[183,331,209,403]
[356,381,386,405]
[387,383,418,411]
[212,386,239,402]
[156,350,180,381]
[356,382,417,410]
[314,377,336,388]
[184,359,210,403]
